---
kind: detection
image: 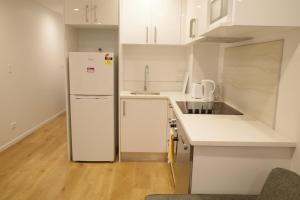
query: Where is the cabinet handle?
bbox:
[123,101,126,116]
[85,5,89,23]
[189,18,197,38]
[146,26,149,43]
[94,5,98,23]
[154,26,157,43]
[183,144,189,150]
[180,136,189,150]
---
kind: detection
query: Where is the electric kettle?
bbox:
[191,80,216,101]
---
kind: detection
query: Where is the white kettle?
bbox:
[191,80,216,101]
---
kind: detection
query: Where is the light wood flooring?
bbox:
[0,114,174,200]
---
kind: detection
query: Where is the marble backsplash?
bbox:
[223,40,283,127]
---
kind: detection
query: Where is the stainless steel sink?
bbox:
[130,91,160,95]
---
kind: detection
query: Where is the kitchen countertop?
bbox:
[120,91,297,148]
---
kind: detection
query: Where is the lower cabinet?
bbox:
[120,98,168,154]
[191,146,294,194]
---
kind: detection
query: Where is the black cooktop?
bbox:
[176,101,243,115]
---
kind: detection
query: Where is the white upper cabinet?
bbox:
[65,0,90,25]
[65,0,119,26]
[151,0,182,45]
[232,0,300,27]
[91,0,118,25]
[120,0,151,44]
[120,0,183,45]
[185,0,208,43]
[204,0,300,39]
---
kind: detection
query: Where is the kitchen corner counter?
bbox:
[120,91,297,148]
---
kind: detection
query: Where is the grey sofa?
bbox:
[145,168,300,200]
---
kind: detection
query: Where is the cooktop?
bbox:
[176,101,243,115]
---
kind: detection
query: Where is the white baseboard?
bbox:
[0,110,66,153]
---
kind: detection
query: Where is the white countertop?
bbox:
[120,91,297,148]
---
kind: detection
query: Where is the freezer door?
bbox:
[69,52,114,95]
[70,95,115,161]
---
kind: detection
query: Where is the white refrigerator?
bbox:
[69,52,115,162]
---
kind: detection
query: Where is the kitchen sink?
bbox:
[130,91,160,95]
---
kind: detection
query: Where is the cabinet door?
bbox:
[71,96,115,161]
[65,0,91,25]
[91,0,119,25]
[120,0,151,44]
[151,0,182,45]
[185,0,208,42]
[185,0,195,43]
[121,99,168,153]
[197,0,208,35]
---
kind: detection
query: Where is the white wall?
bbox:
[220,28,300,174]
[0,0,65,150]
[275,29,300,173]
[77,29,119,54]
[192,44,220,84]
[122,45,188,91]
[184,43,221,96]
[65,26,78,53]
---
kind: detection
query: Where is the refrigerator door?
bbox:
[69,52,114,95]
[70,95,115,161]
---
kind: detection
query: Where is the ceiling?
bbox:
[35,0,64,14]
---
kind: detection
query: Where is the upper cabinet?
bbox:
[151,0,182,45]
[120,0,151,44]
[65,0,119,26]
[92,0,119,25]
[185,0,208,43]
[65,0,90,25]
[203,0,300,40]
[120,0,183,45]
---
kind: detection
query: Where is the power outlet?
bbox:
[10,122,17,130]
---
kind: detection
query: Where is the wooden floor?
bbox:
[0,114,174,200]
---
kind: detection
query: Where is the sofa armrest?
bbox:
[145,194,258,200]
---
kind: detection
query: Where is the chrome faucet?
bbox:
[144,65,149,91]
